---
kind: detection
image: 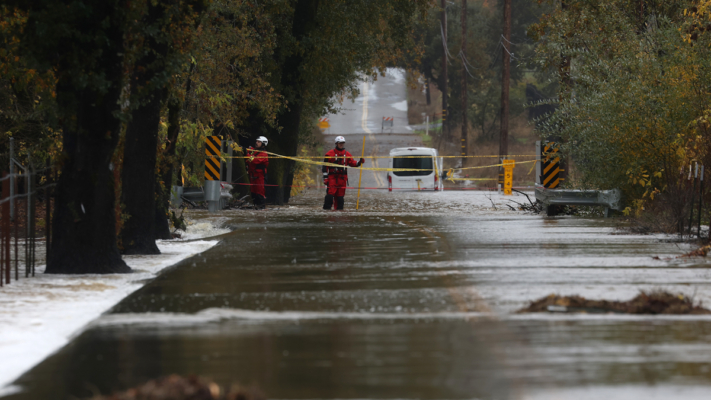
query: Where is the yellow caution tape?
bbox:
[447,178,499,181]
[228,154,537,159]
[527,159,538,175]
[212,148,536,173]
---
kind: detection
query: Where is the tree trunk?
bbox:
[231,148,250,198]
[44,1,129,274]
[265,0,319,205]
[121,86,164,254]
[46,86,130,273]
[266,103,302,205]
[121,0,181,252]
[155,97,182,240]
[425,77,431,105]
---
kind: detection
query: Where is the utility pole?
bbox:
[499,0,511,167]
[441,0,448,139]
[461,0,468,164]
[560,0,571,101]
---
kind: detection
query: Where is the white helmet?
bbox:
[335,136,346,144]
[256,136,268,146]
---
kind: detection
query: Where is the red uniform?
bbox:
[322,147,363,210]
[246,147,268,207]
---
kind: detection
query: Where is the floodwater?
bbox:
[7,190,711,400]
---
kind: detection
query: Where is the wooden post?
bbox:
[560,0,572,100]
[499,0,511,163]
[461,0,468,164]
[441,0,448,139]
[356,136,366,210]
[499,0,511,188]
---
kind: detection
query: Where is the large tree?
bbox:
[173,0,285,192]
[530,0,711,230]
[120,0,206,254]
[530,0,700,191]
[18,0,131,273]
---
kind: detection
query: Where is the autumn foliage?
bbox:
[531,0,711,231]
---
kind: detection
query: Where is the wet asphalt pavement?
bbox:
[7,189,711,400]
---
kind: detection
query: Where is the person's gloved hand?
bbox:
[323,173,329,186]
[357,158,365,166]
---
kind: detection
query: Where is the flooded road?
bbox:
[7,190,711,400]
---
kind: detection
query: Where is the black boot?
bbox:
[335,196,345,210]
[323,194,334,210]
[256,195,266,209]
[252,193,265,209]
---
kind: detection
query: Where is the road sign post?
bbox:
[356,136,366,210]
[204,135,222,213]
[381,117,393,133]
[541,142,561,189]
[503,159,515,195]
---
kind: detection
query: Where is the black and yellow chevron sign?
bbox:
[542,142,561,189]
[204,135,222,181]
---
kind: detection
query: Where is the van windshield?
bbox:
[392,156,433,177]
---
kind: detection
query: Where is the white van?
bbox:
[387,147,444,191]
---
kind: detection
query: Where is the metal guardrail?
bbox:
[170,184,234,211]
[535,187,622,217]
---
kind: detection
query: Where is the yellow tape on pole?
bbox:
[356,135,366,210]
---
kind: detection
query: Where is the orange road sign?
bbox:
[318,117,330,129]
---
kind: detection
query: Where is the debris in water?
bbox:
[679,244,711,258]
[86,374,265,400]
[518,291,711,315]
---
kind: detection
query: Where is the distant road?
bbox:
[321,69,423,189]
[324,68,411,135]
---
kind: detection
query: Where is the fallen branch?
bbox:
[512,189,535,207]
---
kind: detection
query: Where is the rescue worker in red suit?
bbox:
[323,136,364,210]
[246,136,269,209]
